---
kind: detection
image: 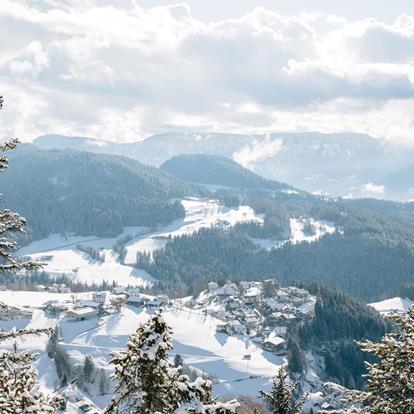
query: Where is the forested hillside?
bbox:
[296,286,393,389]
[0,145,204,239]
[140,187,414,302]
[160,154,292,191]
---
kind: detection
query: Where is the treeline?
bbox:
[0,270,117,292]
[139,226,414,301]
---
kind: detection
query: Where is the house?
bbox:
[92,292,107,305]
[112,286,125,295]
[243,286,261,305]
[0,303,32,320]
[78,300,100,309]
[208,282,219,293]
[59,284,71,294]
[217,283,238,297]
[244,311,261,329]
[262,334,286,353]
[35,284,46,292]
[66,307,98,321]
[43,303,68,315]
[126,295,146,307]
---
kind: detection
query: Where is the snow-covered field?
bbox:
[369,297,414,315]
[18,198,261,287]
[252,218,336,250]
[0,291,281,412]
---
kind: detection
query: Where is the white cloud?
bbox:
[233,135,283,169]
[361,182,386,197]
[0,1,414,144]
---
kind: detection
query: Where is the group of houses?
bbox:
[36,283,72,294]
[111,286,170,309]
[0,302,32,320]
[189,279,316,355]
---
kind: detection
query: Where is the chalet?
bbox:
[126,295,146,307]
[243,286,261,305]
[262,334,286,353]
[217,283,238,297]
[244,312,261,329]
[66,307,98,321]
[92,292,107,305]
[112,286,125,295]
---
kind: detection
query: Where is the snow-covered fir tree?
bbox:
[323,306,414,414]
[0,329,64,413]
[259,367,307,414]
[105,310,239,413]
[0,96,62,413]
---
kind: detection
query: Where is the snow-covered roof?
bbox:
[263,334,285,347]
[244,287,260,298]
[78,300,100,308]
[126,295,145,303]
[67,307,98,317]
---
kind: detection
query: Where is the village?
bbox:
[0,279,316,357]
[184,279,316,355]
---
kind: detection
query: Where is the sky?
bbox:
[1,0,414,145]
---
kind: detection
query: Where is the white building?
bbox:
[92,292,106,305]
[66,307,98,321]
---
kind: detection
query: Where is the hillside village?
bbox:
[185,280,316,355]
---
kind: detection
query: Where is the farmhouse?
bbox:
[66,307,98,321]
[126,295,146,307]
[262,334,286,353]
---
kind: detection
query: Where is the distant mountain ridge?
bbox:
[33,132,414,200]
[160,153,293,191]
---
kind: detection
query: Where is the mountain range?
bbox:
[33,132,414,201]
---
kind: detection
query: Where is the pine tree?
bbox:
[287,337,305,376]
[105,310,239,413]
[174,353,184,369]
[83,355,95,383]
[0,329,64,413]
[0,98,40,273]
[0,96,62,413]
[98,369,110,395]
[323,306,414,414]
[260,368,307,414]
